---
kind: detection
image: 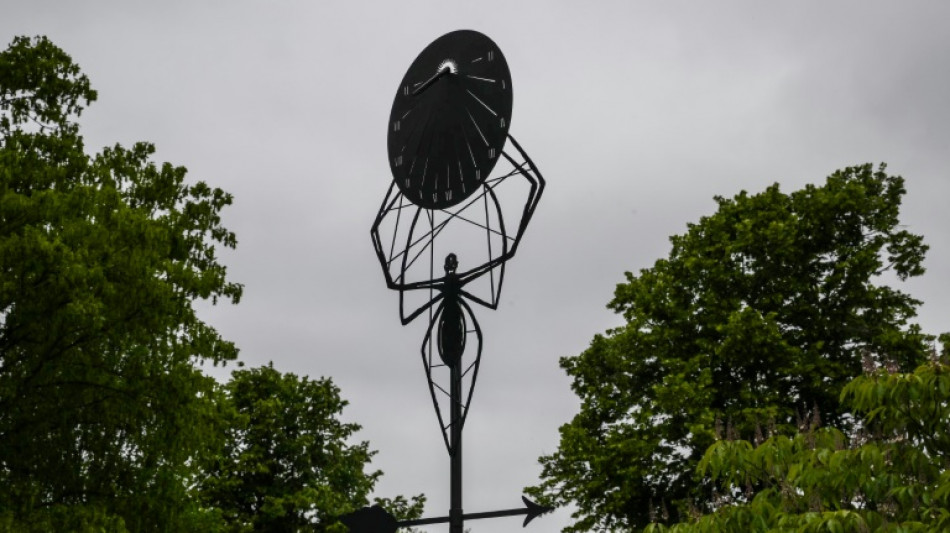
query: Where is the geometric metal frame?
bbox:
[371,133,544,304]
[370,133,545,454]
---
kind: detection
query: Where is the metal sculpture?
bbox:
[356,29,547,533]
[370,133,543,455]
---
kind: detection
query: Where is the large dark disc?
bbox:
[388,30,513,210]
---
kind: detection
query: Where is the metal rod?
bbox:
[450,360,463,533]
[339,495,554,530]
[400,505,539,527]
[406,506,531,526]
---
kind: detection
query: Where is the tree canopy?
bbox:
[1,35,418,533]
[527,164,933,531]
[198,364,424,532]
[1,34,243,530]
[646,339,950,532]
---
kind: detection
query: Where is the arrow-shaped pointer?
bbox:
[340,496,553,532]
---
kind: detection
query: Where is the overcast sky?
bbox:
[4,2,950,531]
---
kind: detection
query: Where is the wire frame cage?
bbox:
[370,134,544,453]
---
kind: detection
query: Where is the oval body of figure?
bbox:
[437,296,466,368]
[436,253,465,367]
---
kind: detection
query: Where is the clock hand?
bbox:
[412,62,455,96]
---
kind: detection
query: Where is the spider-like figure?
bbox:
[370,135,543,454]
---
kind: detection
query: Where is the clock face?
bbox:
[388,30,513,210]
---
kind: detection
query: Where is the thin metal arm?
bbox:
[397,497,554,528]
[412,64,453,95]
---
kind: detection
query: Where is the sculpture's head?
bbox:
[444,253,458,275]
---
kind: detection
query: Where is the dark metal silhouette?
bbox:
[387,30,514,210]
[340,496,553,533]
[371,133,543,454]
[359,29,547,533]
[340,505,397,533]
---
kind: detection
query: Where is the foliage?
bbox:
[646,342,950,532]
[375,494,427,532]
[1,35,241,530]
[198,364,424,532]
[527,164,932,531]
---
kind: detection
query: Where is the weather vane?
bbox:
[343,30,548,533]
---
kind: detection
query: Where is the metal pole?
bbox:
[450,361,463,533]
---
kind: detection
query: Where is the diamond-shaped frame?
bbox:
[370,134,544,450]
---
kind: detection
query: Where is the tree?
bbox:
[198,364,424,532]
[1,36,241,530]
[527,164,932,531]
[646,336,950,532]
